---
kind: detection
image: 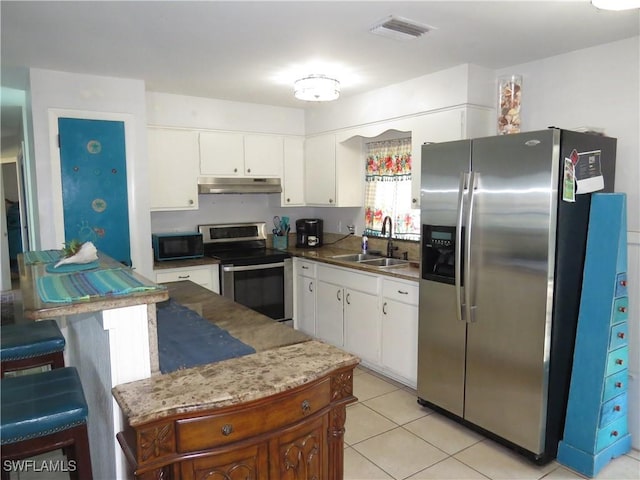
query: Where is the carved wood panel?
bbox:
[274,415,326,480]
[181,443,268,480]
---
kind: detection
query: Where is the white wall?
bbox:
[28,68,153,278]
[497,36,640,450]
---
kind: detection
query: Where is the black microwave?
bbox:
[152,232,203,261]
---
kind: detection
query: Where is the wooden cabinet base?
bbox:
[117,366,356,480]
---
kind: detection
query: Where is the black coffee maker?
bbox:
[296,219,323,248]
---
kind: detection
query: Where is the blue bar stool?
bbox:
[1,367,92,480]
[1,319,66,377]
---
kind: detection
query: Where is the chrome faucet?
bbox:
[381,216,397,258]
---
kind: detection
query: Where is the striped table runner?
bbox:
[37,268,161,303]
[23,250,63,265]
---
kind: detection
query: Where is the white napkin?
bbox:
[55,241,98,268]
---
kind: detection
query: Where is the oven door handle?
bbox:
[222,262,285,272]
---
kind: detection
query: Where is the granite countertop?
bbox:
[113,340,358,426]
[19,252,168,320]
[286,245,420,281]
[153,256,220,270]
[165,281,309,353]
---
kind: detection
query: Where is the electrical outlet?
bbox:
[347,224,355,234]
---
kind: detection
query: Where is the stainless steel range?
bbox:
[198,222,292,321]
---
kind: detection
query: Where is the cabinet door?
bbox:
[304,134,336,205]
[148,128,199,210]
[381,298,418,384]
[344,288,380,364]
[181,442,269,480]
[270,415,327,480]
[296,276,316,336]
[282,136,305,206]
[244,134,283,177]
[335,136,364,207]
[316,281,343,346]
[199,131,244,176]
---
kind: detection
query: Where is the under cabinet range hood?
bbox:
[197,177,282,194]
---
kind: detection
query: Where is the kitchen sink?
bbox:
[358,258,410,268]
[330,253,382,262]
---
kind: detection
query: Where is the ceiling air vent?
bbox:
[369,15,432,40]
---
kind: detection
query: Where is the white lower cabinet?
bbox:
[315,264,380,365]
[293,259,316,336]
[154,265,220,294]
[293,259,418,387]
[381,278,419,387]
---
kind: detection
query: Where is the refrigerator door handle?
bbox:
[455,172,468,322]
[464,171,478,323]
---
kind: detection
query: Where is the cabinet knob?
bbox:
[286,198,290,203]
[618,306,627,313]
[329,198,334,204]
[617,332,625,339]
[615,359,624,365]
[301,400,311,414]
[233,168,238,173]
[614,405,621,412]
[615,381,624,388]
[188,199,194,205]
[247,168,251,173]
[412,198,417,204]
[620,280,627,287]
[221,424,233,436]
[611,430,619,437]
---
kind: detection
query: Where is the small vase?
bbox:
[497,74,522,135]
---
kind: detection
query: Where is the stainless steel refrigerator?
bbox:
[417,128,616,464]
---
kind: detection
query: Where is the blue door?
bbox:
[58,118,131,265]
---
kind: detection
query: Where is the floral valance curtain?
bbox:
[363,138,419,240]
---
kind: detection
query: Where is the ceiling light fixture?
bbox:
[294,74,340,102]
[591,0,640,10]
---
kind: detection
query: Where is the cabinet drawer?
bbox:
[605,347,628,377]
[596,417,628,452]
[609,322,628,350]
[317,265,378,293]
[603,370,628,402]
[615,273,627,298]
[176,379,330,452]
[295,260,317,278]
[599,392,627,428]
[156,268,212,286]
[382,279,418,305]
[611,297,629,324]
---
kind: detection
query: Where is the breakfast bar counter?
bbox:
[18,251,168,480]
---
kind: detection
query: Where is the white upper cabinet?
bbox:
[304,134,363,207]
[282,136,305,206]
[199,131,283,177]
[199,131,244,176]
[244,134,283,177]
[148,127,199,211]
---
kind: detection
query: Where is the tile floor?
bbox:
[6,367,640,479]
[345,367,640,480]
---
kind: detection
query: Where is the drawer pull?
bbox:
[615,359,624,366]
[346,293,351,305]
[301,400,311,414]
[620,280,627,287]
[615,381,624,388]
[309,282,314,293]
[614,405,621,412]
[617,332,625,339]
[302,265,309,269]
[383,302,388,315]
[397,290,409,295]
[618,306,627,313]
[178,275,190,279]
[221,424,233,436]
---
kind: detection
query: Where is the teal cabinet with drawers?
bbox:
[557,193,631,477]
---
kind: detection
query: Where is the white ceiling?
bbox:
[1,1,638,111]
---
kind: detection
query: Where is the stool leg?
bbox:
[67,424,93,480]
